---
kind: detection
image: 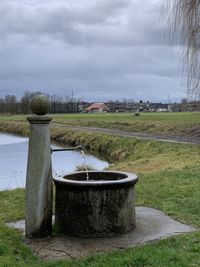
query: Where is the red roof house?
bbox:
[85,103,110,113]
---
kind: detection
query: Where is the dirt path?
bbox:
[52,123,200,146]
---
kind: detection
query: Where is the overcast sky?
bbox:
[0,0,185,102]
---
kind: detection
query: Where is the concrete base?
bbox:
[7,207,196,261]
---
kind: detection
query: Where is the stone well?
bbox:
[53,171,138,237]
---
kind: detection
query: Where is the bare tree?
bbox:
[167,0,200,100]
[4,95,17,114]
[0,98,5,114]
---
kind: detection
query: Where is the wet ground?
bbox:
[7,207,196,261]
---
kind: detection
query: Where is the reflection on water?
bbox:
[0,134,28,146]
[0,133,109,191]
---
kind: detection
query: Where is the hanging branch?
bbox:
[167,0,200,99]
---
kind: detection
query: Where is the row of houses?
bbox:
[84,102,169,113]
[85,101,200,113]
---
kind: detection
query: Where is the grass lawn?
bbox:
[1,112,200,137]
[0,119,200,266]
[43,112,200,137]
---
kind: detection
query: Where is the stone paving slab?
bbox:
[7,207,197,261]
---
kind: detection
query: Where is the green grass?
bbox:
[0,189,25,222]
[50,234,200,267]
[0,119,200,266]
[1,112,200,137]
[0,114,26,122]
[137,170,200,226]
[0,173,200,266]
[0,190,39,267]
[50,112,200,137]
[51,112,200,123]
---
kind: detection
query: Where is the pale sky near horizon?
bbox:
[0,0,185,102]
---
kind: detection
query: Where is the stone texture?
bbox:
[25,115,53,238]
[30,95,50,115]
[53,171,138,237]
[7,207,196,261]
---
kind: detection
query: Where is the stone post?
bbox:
[25,95,53,238]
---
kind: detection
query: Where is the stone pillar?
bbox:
[25,95,53,238]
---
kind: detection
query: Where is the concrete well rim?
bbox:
[53,170,138,188]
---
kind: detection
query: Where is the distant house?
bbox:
[85,103,110,113]
[157,107,168,112]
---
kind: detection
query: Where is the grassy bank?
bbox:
[0,120,200,266]
[1,112,200,137]
[51,112,200,137]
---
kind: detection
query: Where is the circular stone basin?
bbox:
[53,171,138,237]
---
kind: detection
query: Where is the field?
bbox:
[0,113,200,266]
[1,112,200,137]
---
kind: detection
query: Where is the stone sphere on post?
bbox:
[31,95,50,115]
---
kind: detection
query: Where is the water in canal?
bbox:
[0,133,109,191]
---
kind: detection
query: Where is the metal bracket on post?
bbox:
[51,145,84,153]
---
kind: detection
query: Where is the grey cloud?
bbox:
[0,0,165,47]
[0,0,130,32]
[0,0,186,102]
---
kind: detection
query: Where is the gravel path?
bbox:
[52,123,200,146]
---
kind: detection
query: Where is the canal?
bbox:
[0,133,109,191]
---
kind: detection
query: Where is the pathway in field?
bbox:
[52,123,200,145]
